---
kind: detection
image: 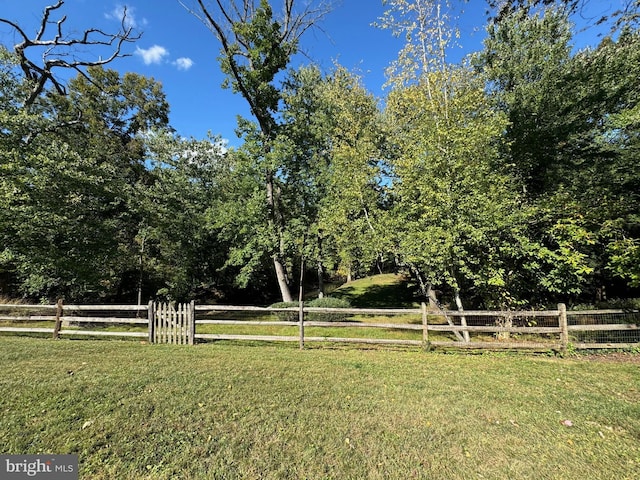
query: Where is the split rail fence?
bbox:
[0,301,638,351]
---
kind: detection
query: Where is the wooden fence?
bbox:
[194,303,570,350]
[149,301,195,345]
[0,301,638,351]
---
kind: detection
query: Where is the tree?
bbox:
[208,66,334,300]
[379,1,526,315]
[182,0,331,302]
[480,3,640,301]
[313,66,390,282]
[385,65,523,312]
[0,63,171,301]
[142,131,231,302]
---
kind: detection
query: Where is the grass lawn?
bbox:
[1,337,639,479]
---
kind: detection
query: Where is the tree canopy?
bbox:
[1,0,639,308]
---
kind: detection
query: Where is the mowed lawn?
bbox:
[0,337,638,479]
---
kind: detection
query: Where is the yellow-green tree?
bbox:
[380,1,527,311]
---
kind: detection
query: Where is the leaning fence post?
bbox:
[558,303,568,352]
[421,302,429,349]
[147,300,155,344]
[52,298,64,339]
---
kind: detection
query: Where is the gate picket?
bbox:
[149,301,195,345]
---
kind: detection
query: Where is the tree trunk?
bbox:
[137,233,145,308]
[274,256,293,302]
[411,263,465,342]
[453,287,470,342]
[266,168,293,303]
[411,263,429,298]
[496,312,512,341]
[317,262,325,298]
[426,283,439,310]
[317,232,324,298]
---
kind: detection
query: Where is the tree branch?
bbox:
[0,0,141,108]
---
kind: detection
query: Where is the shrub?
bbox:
[269,302,300,322]
[307,297,351,322]
[269,298,352,322]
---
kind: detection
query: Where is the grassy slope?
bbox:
[1,337,639,479]
[330,273,420,308]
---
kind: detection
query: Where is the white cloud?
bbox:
[105,5,146,29]
[174,57,194,71]
[135,45,169,65]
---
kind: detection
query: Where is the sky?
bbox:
[0,0,619,146]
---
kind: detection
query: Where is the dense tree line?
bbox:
[1,0,638,308]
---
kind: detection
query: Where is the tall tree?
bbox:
[0,63,171,301]
[142,131,230,302]
[379,0,524,314]
[182,0,330,302]
[481,3,640,301]
[385,65,522,311]
[208,66,335,300]
[313,66,389,282]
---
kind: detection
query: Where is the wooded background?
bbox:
[1,0,639,310]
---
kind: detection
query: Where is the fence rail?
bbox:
[0,301,638,351]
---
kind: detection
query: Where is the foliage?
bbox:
[269,301,300,321]
[2,0,640,308]
[311,66,390,279]
[269,297,351,322]
[385,62,528,308]
[0,59,170,301]
[0,51,228,302]
[307,296,351,322]
[141,131,230,301]
[480,5,640,300]
[480,4,573,194]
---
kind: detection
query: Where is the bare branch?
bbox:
[36,1,64,42]
[0,0,141,108]
[215,0,237,27]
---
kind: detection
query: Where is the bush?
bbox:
[307,297,351,322]
[269,297,352,322]
[269,302,300,322]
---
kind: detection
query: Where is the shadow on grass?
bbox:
[332,277,421,308]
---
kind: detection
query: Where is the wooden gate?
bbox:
[148,301,195,345]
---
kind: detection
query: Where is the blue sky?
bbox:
[1,1,617,146]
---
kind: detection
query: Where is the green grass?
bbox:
[1,337,639,479]
[331,273,420,308]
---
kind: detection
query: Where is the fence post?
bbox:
[299,300,305,350]
[421,302,429,350]
[558,303,568,352]
[189,300,196,345]
[148,300,155,344]
[52,299,64,339]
